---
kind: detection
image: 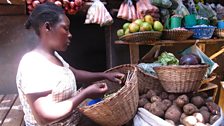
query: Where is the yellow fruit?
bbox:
[129,23,140,33]
[134,19,144,26]
[144,15,154,25]
[123,23,130,30]
[153,21,163,31]
[117,29,124,37]
[140,22,152,31]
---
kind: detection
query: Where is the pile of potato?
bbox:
[138,89,221,126]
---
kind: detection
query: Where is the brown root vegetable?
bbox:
[165,119,175,126]
[193,113,204,123]
[138,98,149,107]
[165,105,182,123]
[146,90,156,100]
[168,94,178,101]
[183,103,198,115]
[182,116,197,126]
[197,92,209,99]
[200,106,209,112]
[148,102,165,117]
[159,92,168,100]
[180,113,187,124]
[210,115,220,124]
[195,122,207,126]
[191,96,205,108]
[144,103,151,110]
[206,101,220,115]
[150,95,162,103]
[154,101,167,111]
[175,94,189,108]
[200,110,210,123]
[162,99,172,108]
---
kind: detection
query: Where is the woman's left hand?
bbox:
[104,72,125,84]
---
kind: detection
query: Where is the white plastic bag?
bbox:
[134,108,224,126]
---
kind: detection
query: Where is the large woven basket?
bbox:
[162,30,193,40]
[78,64,139,126]
[137,67,162,94]
[119,31,162,43]
[153,64,208,93]
[214,29,224,38]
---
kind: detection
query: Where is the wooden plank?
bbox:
[0,94,17,125]
[0,0,25,5]
[0,95,5,103]
[0,4,26,15]
[198,43,206,53]
[219,82,224,112]
[2,97,24,126]
[129,45,139,64]
[115,39,224,46]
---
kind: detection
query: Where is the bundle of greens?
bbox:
[156,52,179,65]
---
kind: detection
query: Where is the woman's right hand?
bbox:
[83,83,108,99]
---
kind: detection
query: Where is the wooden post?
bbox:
[129,44,139,64]
[218,82,224,111]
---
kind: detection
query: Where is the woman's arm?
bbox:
[26,83,108,125]
[69,66,124,84]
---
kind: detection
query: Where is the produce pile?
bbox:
[138,89,221,126]
[26,0,83,14]
[117,15,163,37]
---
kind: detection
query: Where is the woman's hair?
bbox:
[25,2,65,35]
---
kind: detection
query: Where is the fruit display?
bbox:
[85,0,113,26]
[26,0,83,14]
[117,15,163,38]
[117,0,137,21]
[138,88,221,126]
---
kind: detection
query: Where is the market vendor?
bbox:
[16,2,124,126]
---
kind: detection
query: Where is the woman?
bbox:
[16,2,124,126]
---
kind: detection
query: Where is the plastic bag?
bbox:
[137,63,161,76]
[197,2,216,19]
[85,0,113,26]
[134,108,224,126]
[181,44,218,76]
[117,0,137,21]
[187,0,197,14]
[150,0,172,8]
[173,0,189,17]
[216,4,224,20]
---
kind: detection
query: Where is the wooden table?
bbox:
[0,94,24,126]
[115,39,224,64]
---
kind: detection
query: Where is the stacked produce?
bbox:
[135,0,160,21]
[26,0,83,14]
[85,0,113,26]
[117,0,137,21]
[138,89,221,126]
[117,15,163,37]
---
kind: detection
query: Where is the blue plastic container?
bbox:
[87,98,102,106]
[186,25,216,39]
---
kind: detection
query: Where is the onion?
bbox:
[47,0,55,3]
[63,0,69,7]
[27,4,33,11]
[74,0,82,6]
[39,0,45,3]
[180,54,201,65]
[70,1,75,8]
[55,1,62,6]
[26,0,33,4]
[32,0,40,8]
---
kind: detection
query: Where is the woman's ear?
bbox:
[44,22,51,32]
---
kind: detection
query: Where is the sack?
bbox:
[134,108,224,126]
[181,44,218,77]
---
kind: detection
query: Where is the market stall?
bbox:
[1,0,224,126]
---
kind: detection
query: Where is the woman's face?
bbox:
[48,14,72,51]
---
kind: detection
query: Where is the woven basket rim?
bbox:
[119,31,162,39]
[79,64,137,110]
[163,29,194,33]
[154,64,209,70]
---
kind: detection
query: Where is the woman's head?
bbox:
[25,2,72,51]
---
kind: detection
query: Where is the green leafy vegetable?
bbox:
[156,52,179,65]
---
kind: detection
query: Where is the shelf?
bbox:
[115,39,224,46]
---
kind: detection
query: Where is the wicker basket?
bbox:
[214,29,224,38]
[162,30,193,40]
[137,67,162,94]
[78,64,139,126]
[153,65,208,93]
[119,31,162,43]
